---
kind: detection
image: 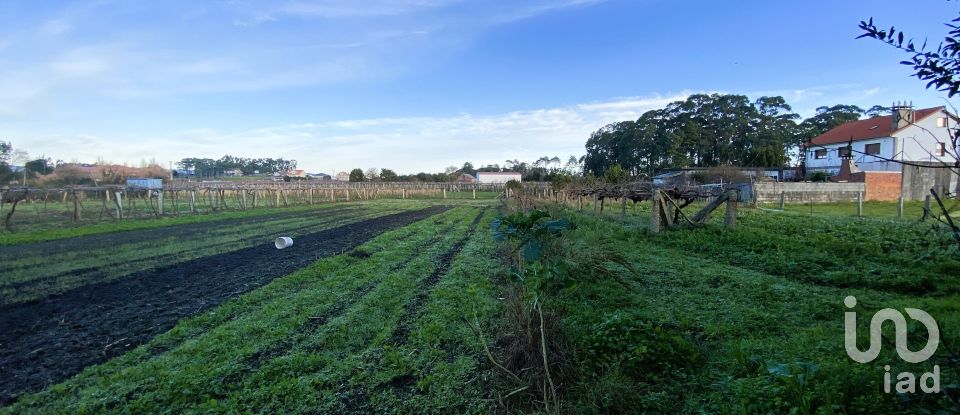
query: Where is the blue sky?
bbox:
[0,0,957,173]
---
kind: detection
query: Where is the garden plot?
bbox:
[0,205,449,405]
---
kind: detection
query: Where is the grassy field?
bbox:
[573,196,956,221]
[495,198,960,413]
[3,195,958,414]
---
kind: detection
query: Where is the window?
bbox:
[814,149,827,159]
[864,143,881,155]
[936,142,946,157]
[937,117,947,128]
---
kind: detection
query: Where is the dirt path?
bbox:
[0,206,448,405]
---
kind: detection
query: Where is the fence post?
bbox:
[650,189,662,233]
[898,195,904,219]
[857,192,862,218]
[724,190,737,229]
[189,190,196,213]
[473,188,476,199]
[779,191,785,210]
[158,191,164,216]
[114,191,123,219]
[923,194,931,221]
[72,191,80,221]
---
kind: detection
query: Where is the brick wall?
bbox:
[862,172,902,201]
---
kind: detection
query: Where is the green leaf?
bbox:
[522,239,543,262]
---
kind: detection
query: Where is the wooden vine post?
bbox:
[71,191,81,222]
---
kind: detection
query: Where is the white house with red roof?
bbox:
[804,105,957,175]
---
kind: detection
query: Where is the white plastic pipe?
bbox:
[274,236,294,249]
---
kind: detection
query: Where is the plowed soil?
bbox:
[0,206,448,404]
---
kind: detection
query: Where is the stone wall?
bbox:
[901,162,957,200]
[753,182,866,203]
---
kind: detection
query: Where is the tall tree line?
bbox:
[176,155,297,177]
[583,93,869,176]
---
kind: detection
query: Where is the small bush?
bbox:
[808,171,830,182]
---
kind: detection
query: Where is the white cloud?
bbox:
[81,93,687,173]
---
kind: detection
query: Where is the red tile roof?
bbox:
[808,106,944,146]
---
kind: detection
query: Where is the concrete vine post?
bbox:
[649,189,662,233]
[857,192,863,218]
[114,191,123,219]
[724,190,738,229]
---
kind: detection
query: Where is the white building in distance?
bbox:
[476,171,522,184]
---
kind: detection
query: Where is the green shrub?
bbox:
[808,171,831,182]
[580,313,699,379]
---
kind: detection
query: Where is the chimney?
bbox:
[891,100,915,129]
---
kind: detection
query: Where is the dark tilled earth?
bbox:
[0,206,448,405]
[0,205,363,261]
[0,205,369,307]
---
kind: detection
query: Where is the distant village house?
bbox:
[476,171,522,184]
